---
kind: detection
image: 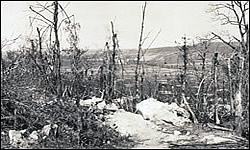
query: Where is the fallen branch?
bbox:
[206,123,233,132]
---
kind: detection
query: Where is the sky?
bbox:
[1,1,243,50]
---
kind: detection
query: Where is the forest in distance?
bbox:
[1,1,249,149]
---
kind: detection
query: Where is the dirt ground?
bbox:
[106,109,249,149]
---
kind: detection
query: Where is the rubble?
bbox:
[8,124,58,148]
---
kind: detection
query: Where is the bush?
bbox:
[1,95,134,149]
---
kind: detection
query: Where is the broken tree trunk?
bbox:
[110,21,116,101]
[227,58,234,117]
[235,57,244,135]
[180,36,188,104]
[213,53,220,125]
[135,2,146,99]
[53,1,62,98]
[182,94,198,124]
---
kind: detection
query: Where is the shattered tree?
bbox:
[210,1,249,135]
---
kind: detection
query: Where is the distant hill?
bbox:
[82,41,237,65]
[122,42,235,64]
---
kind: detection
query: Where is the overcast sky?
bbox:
[1,1,242,50]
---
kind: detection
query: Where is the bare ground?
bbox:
[106,110,249,149]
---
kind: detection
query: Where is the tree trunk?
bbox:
[228,58,234,117]
[135,2,146,99]
[213,53,220,125]
[54,1,62,98]
[235,57,244,135]
[110,21,116,101]
[37,27,43,62]
[181,36,188,104]
[201,52,206,111]
[182,94,198,124]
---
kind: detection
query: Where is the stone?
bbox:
[136,98,191,126]
[106,103,119,111]
[9,129,26,147]
[97,101,106,109]
[79,96,103,106]
[173,130,181,136]
[29,131,39,140]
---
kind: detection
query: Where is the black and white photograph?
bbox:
[1,1,249,149]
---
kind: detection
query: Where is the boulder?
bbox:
[29,131,39,140]
[9,129,26,147]
[136,98,191,126]
[41,123,58,139]
[97,101,106,109]
[164,103,190,118]
[41,124,52,137]
[136,98,165,120]
[106,103,119,111]
[97,100,119,111]
[79,96,103,106]
[173,130,182,136]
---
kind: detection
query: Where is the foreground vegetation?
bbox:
[1,87,134,148]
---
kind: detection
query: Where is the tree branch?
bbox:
[29,5,54,25]
[211,32,237,50]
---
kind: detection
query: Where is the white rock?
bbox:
[165,103,190,118]
[162,128,167,132]
[97,101,106,109]
[41,124,51,136]
[41,123,58,138]
[9,129,26,146]
[1,131,5,135]
[91,97,103,103]
[79,97,103,106]
[106,103,119,111]
[107,140,110,144]
[20,129,27,134]
[106,110,163,139]
[136,98,165,120]
[79,99,94,106]
[173,130,181,136]
[29,131,39,140]
[136,98,191,126]
[115,96,133,105]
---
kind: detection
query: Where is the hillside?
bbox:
[85,42,236,65]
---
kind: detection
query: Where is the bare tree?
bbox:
[194,36,216,113]
[213,53,220,124]
[29,1,73,98]
[135,2,147,100]
[1,35,21,77]
[209,1,249,135]
[109,21,117,103]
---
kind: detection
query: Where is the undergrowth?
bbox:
[1,90,135,149]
